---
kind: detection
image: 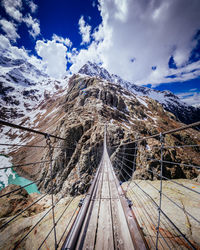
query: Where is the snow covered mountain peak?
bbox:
[78,61,200,125]
[78,61,113,82]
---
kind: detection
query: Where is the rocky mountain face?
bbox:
[79,61,200,125]
[1,60,200,249]
[10,73,200,196]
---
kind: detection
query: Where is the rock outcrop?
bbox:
[10,73,199,196]
[0,185,82,250]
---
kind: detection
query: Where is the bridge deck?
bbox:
[62,130,148,250]
[76,150,135,249]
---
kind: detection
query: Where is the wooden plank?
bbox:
[79,200,101,250]
[92,171,103,200]
[107,157,148,250]
[95,199,114,249]
[111,198,135,250]
[101,163,110,199]
[117,184,149,250]
[107,162,119,199]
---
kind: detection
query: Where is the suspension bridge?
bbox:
[0,119,200,249]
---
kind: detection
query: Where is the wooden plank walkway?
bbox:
[75,150,135,250]
[62,130,148,250]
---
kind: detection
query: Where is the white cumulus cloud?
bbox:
[2,0,23,22]
[177,91,200,107]
[23,14,40,39]
[71,0,200,87]
[52,34,72,47]
[35,39,68,78]
[0,19,19,42]
[0,34,45,72]
[29,1,38,13]
[78,16,92,44]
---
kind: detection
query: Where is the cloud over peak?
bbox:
[35,37,70,78]
[69,0,200,87]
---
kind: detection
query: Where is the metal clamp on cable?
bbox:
[127,199,133,208]
[78,198,84,207]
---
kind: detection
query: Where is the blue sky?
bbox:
[0,0,200,106]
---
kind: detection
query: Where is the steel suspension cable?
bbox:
[0,159,55,170]
[113,160,172,248]
[115,152,200,196]
[147,169,200,195]
[0,178,42,198]
[0,192,48,230]
[0,143,75,150]
[13,195,64,249]
[111,120,200,147]
[46,135,57,249]
[0,119,65,140]
[113,158,197,249]
[127,179,196,249]
[115,156,200,224]
[38,197,75,249]
[58,205,80,247]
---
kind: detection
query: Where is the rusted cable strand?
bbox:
[129,180,196,250]
[0,159,56,170]
[13,194,64,249]
[0,119,65,140]
[0,192,48,230]
[0,178,42,198]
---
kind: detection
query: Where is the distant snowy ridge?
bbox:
[78,61,200,125]
[0,53,68,153]
[0,54,68,121]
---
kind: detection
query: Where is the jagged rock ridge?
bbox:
[79,61,200,125]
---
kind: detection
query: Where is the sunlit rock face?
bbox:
[14,73,197,196]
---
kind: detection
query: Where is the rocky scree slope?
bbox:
[79,62,200,125]
[11,73,200,196]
